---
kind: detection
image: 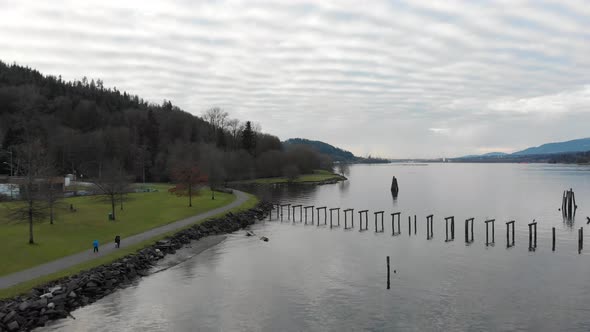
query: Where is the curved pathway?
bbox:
[0,189,250,289]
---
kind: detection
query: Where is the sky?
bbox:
[0,0,589,158]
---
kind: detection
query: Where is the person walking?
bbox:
[115,235,121,248]
[93,239,99,253]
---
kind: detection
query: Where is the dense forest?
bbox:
[0,61,332,183]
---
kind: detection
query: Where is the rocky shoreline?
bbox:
[0,202,273,332]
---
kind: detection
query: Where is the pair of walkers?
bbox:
[92,235,121,253]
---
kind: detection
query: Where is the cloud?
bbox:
[0,0,589,158]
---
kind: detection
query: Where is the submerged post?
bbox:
[329,208,341,228]
[391,176,399,196]
[444,217,455,242]
[414,215,417,235]
[408,216,412,236]
[304,205,314,225]
[465,218,474,243]
[374,211,384,233]
[552,227,556,251]
[391,212,401,236]
[506,220,515,248]
[344,208,354,229]
[386,256,391,290]
[292,205,303,223]
[316,207,327,226]
[528,220,537,251]
[359,210,369,231]
[484,219,495,246]
[426,214,434,240]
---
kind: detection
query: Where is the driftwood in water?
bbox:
[391,176,399,196]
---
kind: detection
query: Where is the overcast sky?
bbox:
[1,0,589,158]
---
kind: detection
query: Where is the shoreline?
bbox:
[0,202,272,332]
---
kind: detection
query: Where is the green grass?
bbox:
[0,192,259,299]
[0,184,235,277]
[234,169,345,184]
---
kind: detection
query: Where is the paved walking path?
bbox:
[0,190,250,289]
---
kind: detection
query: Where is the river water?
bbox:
[40,163,590,331]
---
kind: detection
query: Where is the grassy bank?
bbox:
[0,184,235,277]
[0,192,259,299]
[234,169,346,185]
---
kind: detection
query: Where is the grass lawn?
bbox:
[0,192,259,299]
[234,169,346,184]
[0,184,235,277]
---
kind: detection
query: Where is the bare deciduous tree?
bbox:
[92,160,131,221]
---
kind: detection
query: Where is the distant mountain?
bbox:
[283,138,356,162]
[453,137,590,163]
[513,137,590,155]
[283,138,390,163]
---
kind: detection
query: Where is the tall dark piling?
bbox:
[280,204,291,221]
[579,227,584,254]
[414,215,417,235]
[344,208,354,229]
[391,212,401,236]
[391,176,399,197]
[563,188,578,220]
[386,256,391,290]
[408,216,412,236]
[374,211,385,233]
[552,227,556,251]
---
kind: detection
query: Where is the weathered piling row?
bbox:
[528,221,537,251]
[465,218,474,243]
[329,208,341,228]
[426,215,434,240]
[391,212,401,236]
[303,205,314,225]
[484,219,495,246]
[506,220,515,248]
[374,211,385,233]
[444,216,455,242]
[344,208,354,229]
[292,205,303,223]
[359,210,369,231]
[0,202,273,332]
[316,206,327,226]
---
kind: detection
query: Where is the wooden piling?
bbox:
[329,208,340,228]
[444,217,455,242]
[484,219,495,246]
[414,215,417,235]
[316,207,327,226]
[552,227,555,251]
[408,216,411,236]
[426,215,434,240]
[359,210,369,231]
[391,212,401,236]
[303,205,314,224]
[386,256,391,290]
[506,220,515,248]
[344,208,354,229]
[374,211,384,233]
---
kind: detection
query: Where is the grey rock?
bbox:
[17,301,29,311]
[47,303,55,309]
[40,293,53,299]
[7,321,19,331]
[2,311,15,323]
[68,291,77,298]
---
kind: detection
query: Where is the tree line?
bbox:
[0,61,332,184]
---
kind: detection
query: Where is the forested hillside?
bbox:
[0,61,331,182]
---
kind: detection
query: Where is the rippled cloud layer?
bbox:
[1,0,589,157]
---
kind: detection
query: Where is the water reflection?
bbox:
[41,163,590,331]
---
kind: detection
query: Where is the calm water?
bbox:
[41,163,590,331]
